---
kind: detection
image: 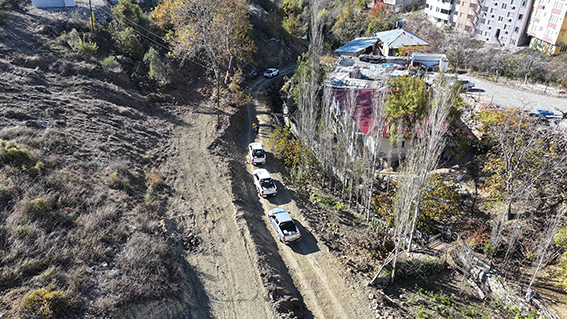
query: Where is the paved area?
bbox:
[459,74,567,113]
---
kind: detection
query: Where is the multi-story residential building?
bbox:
[425,0,458,24]
[425,0,533,47]
[527,0,567,54]
[473,0,533,47]
[453,0,482,32]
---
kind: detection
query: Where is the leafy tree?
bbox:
[152,0,255,107]
[384,75,429,143]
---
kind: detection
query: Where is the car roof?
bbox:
[249,142,263,150]
[267,68,277,71]
[253,168,271,179]
[269,208,292,222]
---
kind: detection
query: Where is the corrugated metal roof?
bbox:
[334,37,379,54]
[374,29,429,48]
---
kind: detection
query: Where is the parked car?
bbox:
[248,142,266,165]
[252,168,277,197]
[263,68,279,78]
[267,207,301,244]
[449,78,475,91]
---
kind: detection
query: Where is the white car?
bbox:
[263,68,279,78]
[252,168,277,197]
[268,208,301,244]
[248,142,266,165]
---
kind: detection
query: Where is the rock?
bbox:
[369,292,375,300]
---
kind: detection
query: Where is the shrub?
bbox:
[20,287,69,319]
[21,197,53,220]
[145,167,165,187]
[112,233,183,301]
[101,55,121,72]
[66,29,98,56]
[113,27,143,60]
[310,188,336,209]
[143,47,169,85]
[0,140,32,166]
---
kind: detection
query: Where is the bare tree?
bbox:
[391,77,460,280]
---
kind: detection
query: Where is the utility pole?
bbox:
[88,0,94,32]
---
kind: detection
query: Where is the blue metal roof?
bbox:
[334,37,379,54]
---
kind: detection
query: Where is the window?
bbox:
[521,0,527,5]
[462,0,467,5]
[550,14,560,24]
[441,8,450,14]
[485,30,491,36]
[504,24,512,29]
[490,7,497,13]
[514,26,520,32]
[498,15,504,21]
[553,1,564,9]
[487,20,494,25]
[501,3,507,8]
[510,0,517,4]
[545,27,555,36]
[460,12,464,17]
[501,36,508,42]
[540,26,544,31]
[482,6,489,10]
[477,29,484,34]
[507,12,514,17]
[518,14,524,19]
[511,39,516,45]
[480,18,487,23]
[436,6,441,11]
[560,46,567,52]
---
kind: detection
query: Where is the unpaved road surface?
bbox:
[166,65,375,318]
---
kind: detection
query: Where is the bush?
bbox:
[111,233,183,302]
[143,47,169,86]
[0,140,32,166]
[20,287,69,319]
[113,27,143,60]
[101,55,121,72]
[65,29,98,56]
[21,197,53,220]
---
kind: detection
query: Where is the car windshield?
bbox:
[280,221,297,234]
[253,150,264,157]
[261,179,273,188]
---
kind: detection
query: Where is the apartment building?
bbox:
[474,0,533,47]
[425,0,458,24]
[527,0,567,54]
[425,0,532,47]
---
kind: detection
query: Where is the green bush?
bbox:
[21,287,68,319]
[66,29,98,56]
[143,47,169,85]
[101,55,121,71]
[22,197,53,220]
[113,27,143,60]
[0,140,32,166]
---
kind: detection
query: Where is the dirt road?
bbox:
[242,67,375,319]
[166,65,375,318]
